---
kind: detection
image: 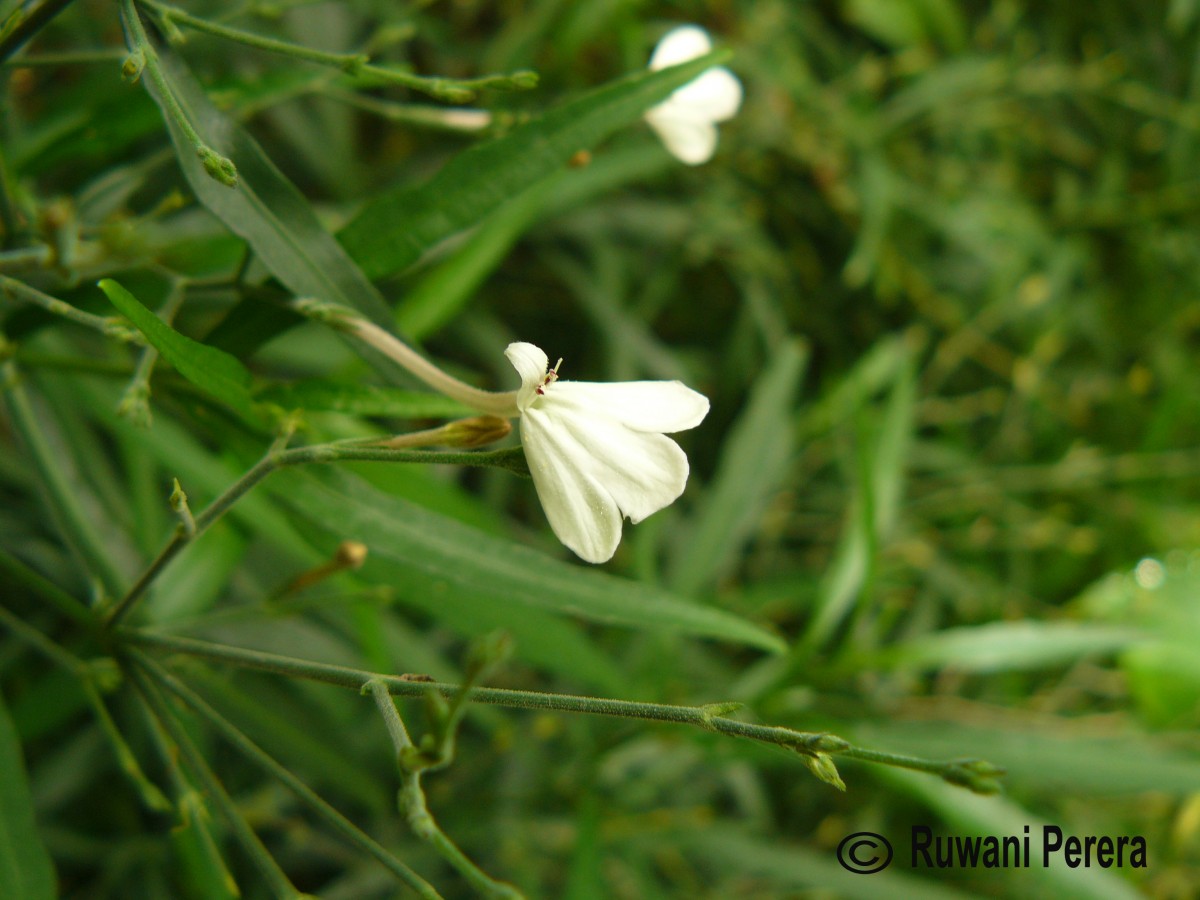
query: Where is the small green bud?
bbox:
[431,84,475,104]
[197,146,238,187]
[942,758,1006,795]
[122,49,145,83]
[800,752,846,792]
[811,733,851,753]
[505,70,539,90]
[117,383,152,429]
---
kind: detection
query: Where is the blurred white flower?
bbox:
[506,342,709,563]
[644,25,743,165]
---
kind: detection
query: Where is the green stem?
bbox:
[2,357,127,602]
[80,678,173,812]
[0,246,51,270]
[127,663,307,900]
[125,631,994,787]
[0,604,169,811]
[0,0,81,64]
[0,49,125,66]
[102,441,524,628]
[118,283,184,427]
[0,276,133,338]
[322,89,494,132]
[336,315,520,417]
[134,679,242,897]
[119,0,237,186]
[134,653,444,899]
[139,0,535,103]
[364,682,523,900]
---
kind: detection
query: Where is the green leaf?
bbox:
[338,48,731,281]
[668,340,807,596]
[802,353,915,651]
[98,279,261,426]
[880,622,1142,674]
[0,693,56,900]
[255,380,473,419]
[274,467,786,655]
[141,32,390,326]
[397,179,553,341]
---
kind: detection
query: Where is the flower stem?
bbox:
[322,88,494,132]
[119,0,238,187]
[336,315,520,417]
[133,652,444,899]
[140,0,535,103]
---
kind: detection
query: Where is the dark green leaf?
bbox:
[141,32,391,325]
[274,467,785,655]
[338,48,731,280]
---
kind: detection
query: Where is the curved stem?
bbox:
[343,318,520,417]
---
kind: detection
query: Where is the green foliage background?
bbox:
[2,0,1200,897]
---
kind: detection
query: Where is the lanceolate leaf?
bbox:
[338,49,731,281]
[99,279,261,425]
[274,467,785,654]
[139,30,391,326]
[0,694,56,900]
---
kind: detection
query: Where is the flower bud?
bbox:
[442,415,512,448]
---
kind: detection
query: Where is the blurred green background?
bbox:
[3,0,1200,897]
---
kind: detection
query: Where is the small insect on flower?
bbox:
[644,25,743,165]
[506,342,709,563]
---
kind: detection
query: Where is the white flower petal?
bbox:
[668,67,743,122]
[549,380,709,433]
[520,407,622,563]
[644,112,719,165]
[649,25,713,71]
[504,341,549,411]
[506,343,710,563]
[553,408,690,524]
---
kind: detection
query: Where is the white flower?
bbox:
[505,342,709,563]
[644,25,743,165]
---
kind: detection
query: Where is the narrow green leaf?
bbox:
[802,353,915,651]
[338,48,731,280]
[0,693,57,900]
[880,622,1142,674]
[397,180,553,340]
[668,340,807,596]
[141,32,390,325]
[98,279,261,425]
[274,467,785,655]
